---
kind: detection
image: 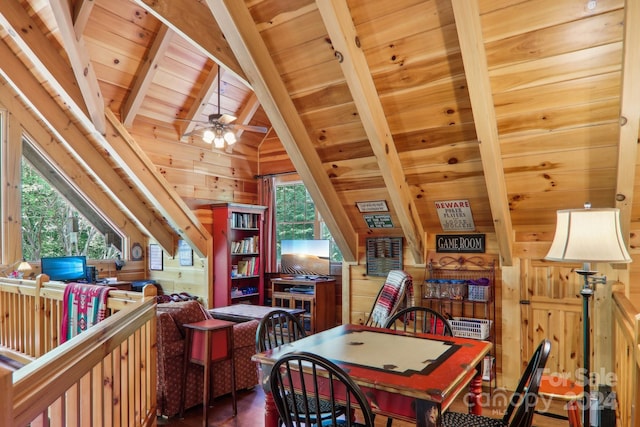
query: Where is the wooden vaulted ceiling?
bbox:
[1,0,639,265]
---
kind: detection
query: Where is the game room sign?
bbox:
[436,234,485,253]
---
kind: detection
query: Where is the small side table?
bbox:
[182,318,237,426]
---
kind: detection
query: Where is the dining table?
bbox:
[251,323,492,427]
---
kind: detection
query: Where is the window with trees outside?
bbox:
[21,157,122,262]
[274,182,342,270]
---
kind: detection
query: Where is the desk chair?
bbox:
[365,270,414,328]
[384,306,453,336]
[269,351,375,427]
[441,339,551,427]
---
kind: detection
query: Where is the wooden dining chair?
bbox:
[269,351,376,427]
[365,270,414,328]
[383,306,453,336]
[255,309,307,352]
[441,339,551,427]
[256,310,346,424]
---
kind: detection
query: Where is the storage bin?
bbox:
[468,278,490,302]
[449,317,492,340]
[449,279,467,300]
[437,279,451,299]
[423,279,440,299]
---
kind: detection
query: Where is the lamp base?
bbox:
[575,269,595,427]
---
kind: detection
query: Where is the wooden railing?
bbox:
[612,291,640,426]
[0,275,158,427]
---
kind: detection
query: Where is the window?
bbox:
[21,154,122,262]
[275,182,342,268]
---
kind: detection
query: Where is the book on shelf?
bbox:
[231,236,259,253]
[237,260,249,276]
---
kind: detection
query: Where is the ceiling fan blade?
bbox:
[231,123,268,133]
[182,128,204,138]
[174,117,209,125]
[208,113,236,125]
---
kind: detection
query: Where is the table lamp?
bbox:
[17,259,32,278]
[545,204,631,427]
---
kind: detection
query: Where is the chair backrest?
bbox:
[503,339,552,427]
[365,270,413,328]
[269,351,375,427]
[383,306,453,336]
[256,309,307,352]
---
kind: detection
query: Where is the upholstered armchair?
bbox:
[156,300,259,418]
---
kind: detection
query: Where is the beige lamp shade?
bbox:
[545,208,632,263]
[17,260,32,273]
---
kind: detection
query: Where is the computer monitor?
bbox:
[41,255,87,282]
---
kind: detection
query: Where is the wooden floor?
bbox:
[162,386,573,427]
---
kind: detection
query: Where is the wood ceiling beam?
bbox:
[179,63,221,137]
[49,0,106,134]
[104,109,211,258]
[224,92,262,154]
[0,41,172,252]
[2,109,23,264]
[0,2,90,123]
[234,92,262,140]
[204,0,358,262]
[452,0,513,266]
[316,0,425,264]
[133,0,250,89]
[122,26,174,128]
[615,0,640,246]
[72,0,95,36]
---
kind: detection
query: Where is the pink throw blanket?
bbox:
[60,283,114,343]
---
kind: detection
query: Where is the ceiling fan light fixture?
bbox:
[213,135,225,148]
[202,129,215,144]
[224,130,236,145]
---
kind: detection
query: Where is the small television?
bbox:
[41,255,87,282]
[280,240,330,276]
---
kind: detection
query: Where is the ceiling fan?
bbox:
[179,68,268,148]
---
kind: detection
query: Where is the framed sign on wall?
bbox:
[178,240,193,266]
[149,244,163,271]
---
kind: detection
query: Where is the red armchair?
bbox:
[156,301,259,418]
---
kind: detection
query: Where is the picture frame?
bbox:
[178,240,193,266]
[149,244,163,271]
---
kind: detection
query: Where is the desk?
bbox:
[252,324,491,427]
[208,305,304,323]
[98,281,131,291]
[183,318,236,427]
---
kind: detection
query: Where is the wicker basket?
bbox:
[449,317,492,340]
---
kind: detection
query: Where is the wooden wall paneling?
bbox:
[522,259,583,381]
[501,260,521,389]
[147,240,208,304]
